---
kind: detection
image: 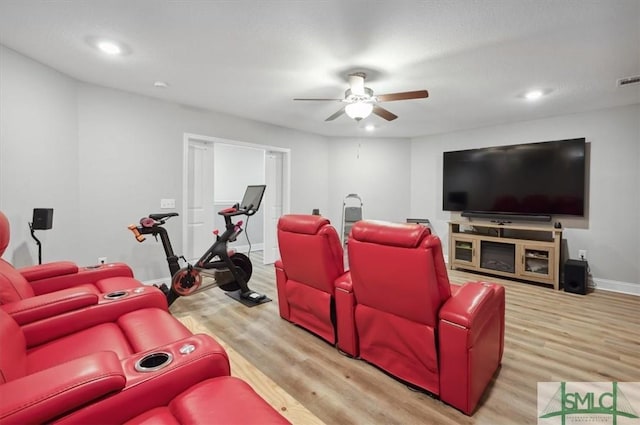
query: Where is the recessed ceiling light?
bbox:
[86,36,131,56]
[524,90,544,100]
[365,124,375,132]
[97,40,122,55]
[154,81,169,88]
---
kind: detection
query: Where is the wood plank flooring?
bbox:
[170,252,640,425]
[177,315,326,425]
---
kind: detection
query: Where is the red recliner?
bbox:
[0,304,290,424]
[0,210,140,305]
[275,214,347,344]
[335,220,505,415]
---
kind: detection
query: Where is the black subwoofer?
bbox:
[564,259,588,295]
[32,208,54,230]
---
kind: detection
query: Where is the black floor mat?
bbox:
[225,290,272,307]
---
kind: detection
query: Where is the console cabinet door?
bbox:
[450,235,479,269]
[518,243,554,283]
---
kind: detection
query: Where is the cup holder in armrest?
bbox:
[134,352,173,373]
[103,290,128,300]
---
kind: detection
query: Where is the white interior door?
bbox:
[186,140,215,262]
[183,133,290,265]
[263,151,284,264]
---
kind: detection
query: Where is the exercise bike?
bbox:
[128,185,270,307]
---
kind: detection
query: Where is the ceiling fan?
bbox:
[294,72,428,122]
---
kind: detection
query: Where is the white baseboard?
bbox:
[593,278,640,296]
[143,277,171,287]
[231,242,264,254]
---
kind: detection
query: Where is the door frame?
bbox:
[182,133,291,262]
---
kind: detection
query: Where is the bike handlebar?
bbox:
[218,203,257,217]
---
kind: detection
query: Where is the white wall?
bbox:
[0,46,82,265]
[327,137,412,234]
[213,143,265,201]
[411,104,640,289]
[1,45,329,282]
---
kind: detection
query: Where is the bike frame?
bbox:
[194,210,252,296]
[130,206,264,306]
[133,223,181,305]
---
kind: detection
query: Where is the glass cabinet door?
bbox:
[451,236,478,268]
[519,245,554,282]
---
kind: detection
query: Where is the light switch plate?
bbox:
[160,198,176,209]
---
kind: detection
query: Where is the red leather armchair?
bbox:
[335,220,505,415]
[0,295,290,424]
[0,304,201,377]
[0,210,138,305]
[275,214,346,344]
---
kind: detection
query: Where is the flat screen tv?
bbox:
[442,138,586,220]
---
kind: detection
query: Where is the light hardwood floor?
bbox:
[170,252,640,425]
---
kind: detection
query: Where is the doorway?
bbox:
[182,133,290,265]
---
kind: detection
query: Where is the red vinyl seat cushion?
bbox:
[25,308,191,374]
[123,376,291,425]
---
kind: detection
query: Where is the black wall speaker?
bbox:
[564,259,588,295]
[32,208,54,230]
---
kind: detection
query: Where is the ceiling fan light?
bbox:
[345,102,373,121]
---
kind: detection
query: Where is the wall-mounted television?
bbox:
[442,138,586,220]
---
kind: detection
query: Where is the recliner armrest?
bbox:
[438,281,505,415]
[0,351,125,425]
[0,288,98,325]
[274,259,289,320]
[18,261,79,282]
[439,282,499,330]
[56,334,232,424]
[334,271,352,292]
[335,271,358,356]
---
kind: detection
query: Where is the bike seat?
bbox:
[149,212,179,220]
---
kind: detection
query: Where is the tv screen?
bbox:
[442,138,586,217]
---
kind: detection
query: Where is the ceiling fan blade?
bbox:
[325,107,346,121]
[348,73,366,96]
[376,90,429,102]
[373,105,398,121]
[293,98,344,102]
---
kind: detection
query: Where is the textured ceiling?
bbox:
[0,0,638,138]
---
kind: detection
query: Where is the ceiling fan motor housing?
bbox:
[345,87,374,103]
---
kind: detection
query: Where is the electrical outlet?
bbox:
[160,198,176,209]
[98,257,107,265]
[578,250,587,261]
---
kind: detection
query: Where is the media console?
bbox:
[448,220,562,290]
